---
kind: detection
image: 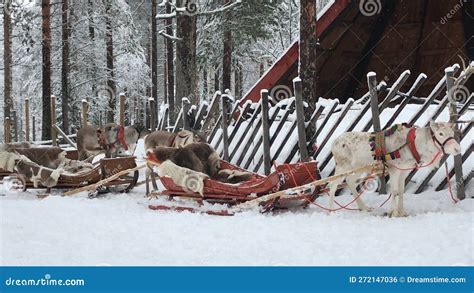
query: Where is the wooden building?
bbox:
[241,0,473,105]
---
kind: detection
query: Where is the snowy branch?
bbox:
[158,30,182,41]
[156,0,242,19]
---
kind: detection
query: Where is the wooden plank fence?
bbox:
[156,63,472,199]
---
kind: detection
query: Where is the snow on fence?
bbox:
[159,63,473,199]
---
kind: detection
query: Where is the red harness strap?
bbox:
[407,128,421,164]
[117,126,129,151]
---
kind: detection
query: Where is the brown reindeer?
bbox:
[147,142,220,178]
[77,123,149,160]
[144,130,206,193]
[144,130,206,150]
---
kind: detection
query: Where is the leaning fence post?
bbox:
[445,68,466,200]
[367,72,387,194]
[293,77,309,161]
[50,95,57,146]
[149,98,156,131]
[220,93,230,161]
[119,93,126,126]
[5,117,10,143]
[81,99,89,127]
[182,98,191,131]
[24,98,30,141]
[261,90,271,175]
[32,116,36,142]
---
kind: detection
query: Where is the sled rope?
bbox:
[233,163,383,212]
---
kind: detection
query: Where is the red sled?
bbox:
[148,160,322,214]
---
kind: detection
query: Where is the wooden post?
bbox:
[367,72,387,194]
[119,93,126,126]
[4,117,10,143]
[293,77,309,161]
[220,93,230,161]
[82,99,89,127]
[261,90,271,175]
[12,110,18,142]
[25,98,30,141]
[50,95,57,146]
[32,116,36,142]
[149,98,156,131]
[445,68,466,200]
[182,98,191,131]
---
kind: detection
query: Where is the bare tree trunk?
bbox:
[88,0,97,96]
[151,0,158,115]
[222,0,232,92]
[105,0,116,123]
[3,1,12,142]
[61,0,70,133]
[203,67,208,100]
[175,0,198,106]
[166,1,175,124]
[214,64,219,92]
[234,61,243,100]
[146,40,151,98]
[299,0,318,111]
[42,0,52,140]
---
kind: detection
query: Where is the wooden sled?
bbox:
[0,152,138,194]
[148,160,322,214]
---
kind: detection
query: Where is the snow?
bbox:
[1,184,472,266]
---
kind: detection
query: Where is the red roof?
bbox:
[240,0,352,106]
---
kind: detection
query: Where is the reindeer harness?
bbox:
[97,125,128,151]
[370,123,455,164]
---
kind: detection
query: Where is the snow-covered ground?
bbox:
[0,184,472,266]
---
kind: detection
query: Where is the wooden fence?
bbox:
[157,64,472,199]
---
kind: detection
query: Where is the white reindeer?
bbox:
[328,121,461,217]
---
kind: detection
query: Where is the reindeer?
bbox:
[327,122,461,217]
[144,130,206,150]
[77,123,149,160]
[143,129,206,194]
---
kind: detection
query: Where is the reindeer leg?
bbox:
[388,170,400,217]
[327,176,345,212]
[396,172,409,217]
[145,168,150,196]
[150,168,158,191]
[347,174,372,212]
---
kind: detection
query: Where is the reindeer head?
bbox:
[132,124,151,139]
[193,131,207,143]
[429,121,461,156]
